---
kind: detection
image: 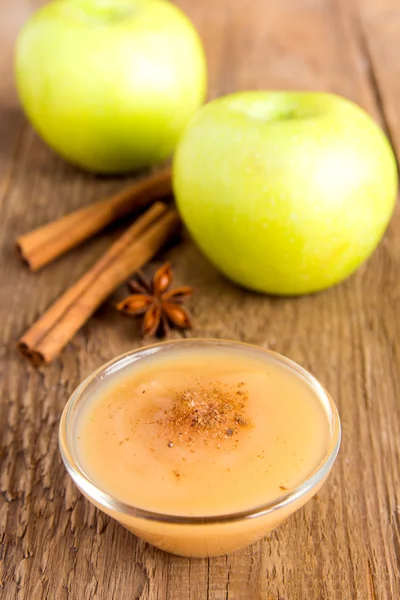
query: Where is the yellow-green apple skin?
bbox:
[173,92,398,295]
[15,0,207,174]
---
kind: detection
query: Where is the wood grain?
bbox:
[354,0,400,156]
[1,0,399,599]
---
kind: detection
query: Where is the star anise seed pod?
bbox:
[116,262,193,337]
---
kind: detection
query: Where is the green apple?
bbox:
[173,91,398,295]
[15,0,206,174]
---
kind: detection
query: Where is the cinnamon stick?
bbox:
[16,167,172,271]
[18,203,180,366]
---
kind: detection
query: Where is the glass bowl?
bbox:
[59,339,341,557]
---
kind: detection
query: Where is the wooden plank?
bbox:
[351,0,400,158]
[0,0,399,599]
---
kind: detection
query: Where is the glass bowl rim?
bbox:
[59,338,341,525]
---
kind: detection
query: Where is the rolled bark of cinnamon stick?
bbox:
[16,167,172,271]
[18,202,180,366]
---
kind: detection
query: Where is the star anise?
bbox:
[116,262,193,337]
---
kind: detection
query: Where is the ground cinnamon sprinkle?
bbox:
[160,382,253,446]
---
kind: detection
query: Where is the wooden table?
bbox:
[1,1,399,598]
